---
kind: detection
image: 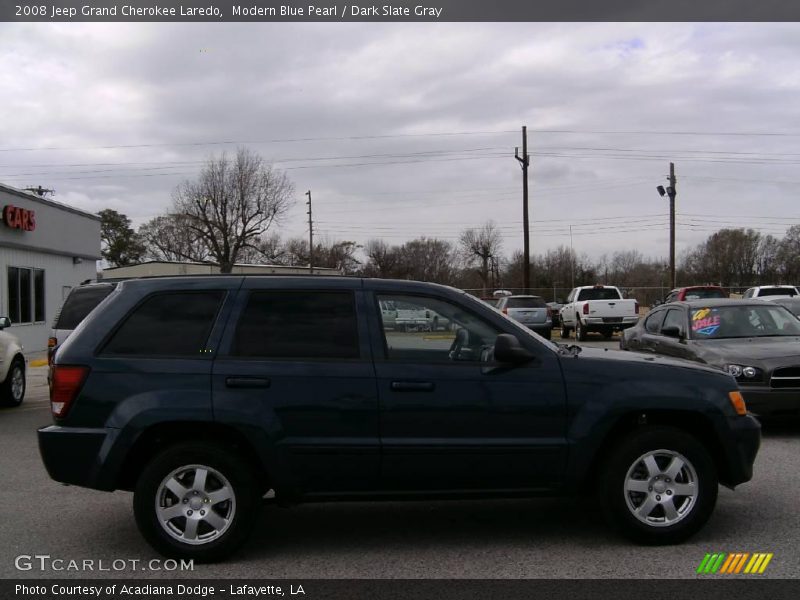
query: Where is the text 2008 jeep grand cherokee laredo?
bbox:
[39,276,760,562]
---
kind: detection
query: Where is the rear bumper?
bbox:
[719,415,761,488]
[38,425,115,491]
[583,317,639,329]
[739,387,800,417]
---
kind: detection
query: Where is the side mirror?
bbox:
[0,317,11,330]
[661,325,683,340]
[494,334,535,364]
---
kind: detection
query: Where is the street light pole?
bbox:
[656,163,677,289]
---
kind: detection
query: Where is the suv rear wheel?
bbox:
[599,426,717,545]
[134,443,262,562]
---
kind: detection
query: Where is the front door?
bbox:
[367,288,568,492]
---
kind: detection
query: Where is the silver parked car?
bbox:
[495,295,553,340]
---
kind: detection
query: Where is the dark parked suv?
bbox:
[39,276,761,561]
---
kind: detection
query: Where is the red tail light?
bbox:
[50,365,90,419]
[547,307,552,317]
[635,302,640,314]
[502,308,508,314]
[48,336,57,349]
[583,303,589,315]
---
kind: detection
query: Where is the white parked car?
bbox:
[742,285,799,299]
[0,317,26,407]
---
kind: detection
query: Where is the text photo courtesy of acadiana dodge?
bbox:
[15,583,306,597]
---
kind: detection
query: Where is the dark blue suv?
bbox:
[39,276,760,561]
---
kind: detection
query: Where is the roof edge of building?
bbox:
[0,182,101,222]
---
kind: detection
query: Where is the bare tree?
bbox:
[398,238,455,283]
[363,239,400,278]
[171,148,294,273]
[139,214,210,263]
[459,221,503,295]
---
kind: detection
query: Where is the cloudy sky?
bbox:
[2,22,800,264]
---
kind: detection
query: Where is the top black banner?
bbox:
[3,0,800,22]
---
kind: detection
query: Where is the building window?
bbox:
[7,267,45,324]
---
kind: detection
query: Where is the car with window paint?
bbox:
[39,276,760,561]
[620,298,800,416]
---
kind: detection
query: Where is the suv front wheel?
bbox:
[599,426,718,545]
[134,442,262,562]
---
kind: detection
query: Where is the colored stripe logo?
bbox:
[697,553,773,574]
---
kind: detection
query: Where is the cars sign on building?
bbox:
[0,182,101,352]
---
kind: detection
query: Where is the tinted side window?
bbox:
[231,291,359,359]
[102,291,224,357]
[644,310,665,333]
[55,286,115,329]
[662,309,686,335]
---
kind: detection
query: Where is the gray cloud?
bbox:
[1,22,799,262]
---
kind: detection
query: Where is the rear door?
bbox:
[212,279,379,495]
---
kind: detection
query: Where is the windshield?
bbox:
[577,288,622,301]
[690,305,800,339]
[772,298,800,317]
[507,297,547,309]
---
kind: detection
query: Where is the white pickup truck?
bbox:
[559,285,640,341]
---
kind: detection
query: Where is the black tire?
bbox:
[542,329,552,341]
[560,323,570,339]
[134,442,262,562]
[576,319,588,342]
[599,426,718,545]
[0,356,25,407]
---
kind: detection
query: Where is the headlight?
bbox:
[726,364,742,377]
[726,364,762,381]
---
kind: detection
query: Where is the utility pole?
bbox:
[569,225,575,289]
[656,163,677,289]
[515,126,531,294]
[668,162,677,290]
[305,190,314,275]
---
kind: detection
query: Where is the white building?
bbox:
[0,183,100,352]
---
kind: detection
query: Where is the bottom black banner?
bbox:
[4,579,800,600]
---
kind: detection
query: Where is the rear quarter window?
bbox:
[100,291,224,357]
[54,286,115,330]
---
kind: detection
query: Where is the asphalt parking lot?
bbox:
[1,346,799,580]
